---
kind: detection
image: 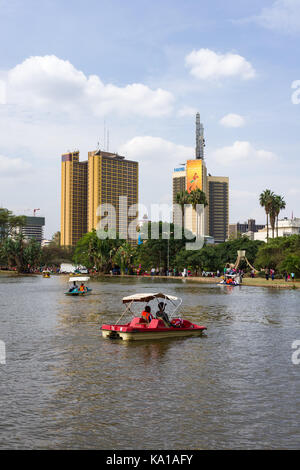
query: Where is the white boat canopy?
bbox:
[122,292,178,303]
[68,276,90,282]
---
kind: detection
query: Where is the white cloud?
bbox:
[119,135,193,163]
[2,55,174,117]
[177,105,198,117]
[0,154,31,177]
[212,141,277,166]
[255,0,300,34]
[119,136,194,166]
[119,136,193,209]
[185,48,256,80]
[220,113,245,128]
[0,80,6,104]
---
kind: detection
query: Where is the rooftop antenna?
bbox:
[104,120,106,152]
[195,112,205,160]
[107,129,109,152]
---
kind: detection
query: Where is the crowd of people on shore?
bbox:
[264,268,295,282]
[1,264,296,282]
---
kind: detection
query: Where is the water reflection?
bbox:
[0,274,300,449]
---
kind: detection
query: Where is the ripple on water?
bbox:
[0,275,300,449]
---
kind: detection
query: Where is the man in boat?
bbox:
[141,305,153,323]
[69,281,78,292]
[156,302,172,327]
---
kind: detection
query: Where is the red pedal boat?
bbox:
[101,292,207,341]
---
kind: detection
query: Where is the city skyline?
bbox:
[0,0,299,237]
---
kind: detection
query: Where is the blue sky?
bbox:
[0,0,300,237]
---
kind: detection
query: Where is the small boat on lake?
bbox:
[42,271,51,278]
[101,292,207,341]
[219,273,242,286]
[65,276,92,296]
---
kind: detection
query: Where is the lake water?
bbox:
[0,274,300,449]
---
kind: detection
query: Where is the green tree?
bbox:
[135,221,195,271]
[274,195,286,237]
[0,208,26,240]
[73,230,121,273]
[0,234,41,273]
[113,242,135,274]
[259,189,274,242]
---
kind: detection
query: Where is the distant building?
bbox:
[172,112,229,243]
[207,176,229,244]
[254,217,300,242]
[61,151,88,247]
[229,219,265,239]
[41,239,52,247]
[87,150,138,240]
[61,149,139,246]
[172,167,186,228]
[22,216,45,244]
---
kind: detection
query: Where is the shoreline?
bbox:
[1,270,299,289]
[93,273,300,289]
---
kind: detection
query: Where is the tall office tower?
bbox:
[172,166,186,227]
[61,151,88,246]
[207,176,229,243]
[88,150,139,241]
[21,216,45,244]
[185,159,208,237]
[195,112,205,160]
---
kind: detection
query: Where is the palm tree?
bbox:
[113,242,134,274]
[176,190,190,217]
[188,188,208,239]
[274,195,286,237]
[259,189,274,242]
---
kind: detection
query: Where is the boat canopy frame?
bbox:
[116,292,182,325]
[68,276,90,283]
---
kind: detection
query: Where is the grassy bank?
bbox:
[93,273,299,289]
[172,275,300,289]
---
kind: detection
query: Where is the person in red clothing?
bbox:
[141,305,153,323]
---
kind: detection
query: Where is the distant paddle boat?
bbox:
[42,271,51,278]
[65,276,92,296]
[219,273,242,286]
[101,292,207,341]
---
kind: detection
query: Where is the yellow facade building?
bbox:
[61,149,138,246]
[172,160,229,243]
[61,151,88,247]
[88,150,139,239]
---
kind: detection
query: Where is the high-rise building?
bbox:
[172,166,186,229]
[22,216,45,244]
[88,150,138,239]
[195,112,205,160]
[229,219,265,239]
[172,112,229,243]
[207,176,229,243]
[61,149,138,246]
[61,151,88,247]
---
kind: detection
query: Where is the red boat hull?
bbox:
[101,317,207,341]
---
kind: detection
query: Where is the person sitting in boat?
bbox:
[156,302,172,327]
[141,305,153,323]
[79,283,86,293]
[69,281,78,292]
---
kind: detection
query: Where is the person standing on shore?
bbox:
[291,272,295,282]
[265,268,270,281]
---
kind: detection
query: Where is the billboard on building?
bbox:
[186,160,203,193]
